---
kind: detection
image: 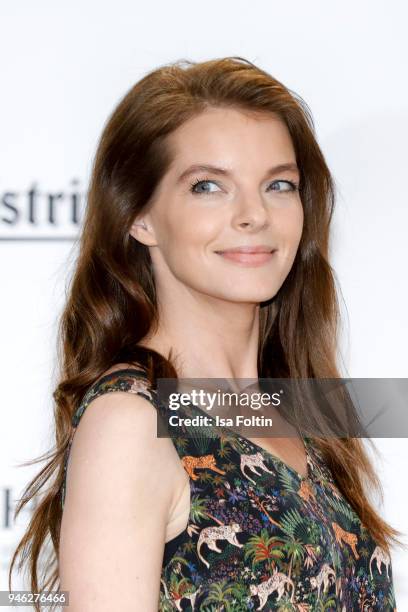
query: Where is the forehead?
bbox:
[165,107,295,171]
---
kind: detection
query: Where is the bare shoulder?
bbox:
[65,389,173,488]
[59,386,178,610]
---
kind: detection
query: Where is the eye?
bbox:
[189,177,221,195]
[267,180,299,193]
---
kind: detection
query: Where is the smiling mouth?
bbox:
[214,249,277,266]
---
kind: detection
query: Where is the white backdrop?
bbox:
[1,0,407,608]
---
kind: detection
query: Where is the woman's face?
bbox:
[131,107,304,304]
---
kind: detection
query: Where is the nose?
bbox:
[231,191,269,231]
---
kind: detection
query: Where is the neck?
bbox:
[140,294,261,381]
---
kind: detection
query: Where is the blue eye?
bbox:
[189,178,220,194]
[267,180,299,193]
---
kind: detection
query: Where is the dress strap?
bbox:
[71,368,159,428]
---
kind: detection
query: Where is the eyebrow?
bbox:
[176,162,300,184]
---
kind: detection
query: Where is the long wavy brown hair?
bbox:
[9,56,405,608]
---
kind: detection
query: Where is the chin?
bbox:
[218,289,278,303]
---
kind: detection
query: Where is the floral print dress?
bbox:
[60,369,397,611]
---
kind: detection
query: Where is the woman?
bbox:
[9,56,404,611]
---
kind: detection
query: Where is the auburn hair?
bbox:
[9,56,405,608]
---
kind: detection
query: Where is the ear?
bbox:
[129,215,157,246]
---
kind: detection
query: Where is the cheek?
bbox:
[170,209,220,250]
[271,205,303,277]
[157,212,215,267]
[277,202,304,247]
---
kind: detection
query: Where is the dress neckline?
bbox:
[240,435,314,482]
[181,397,315,483]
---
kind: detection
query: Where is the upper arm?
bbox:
[59,391,174,611]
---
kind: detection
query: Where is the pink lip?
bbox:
[215,249,277,266]
[215,245,275,254]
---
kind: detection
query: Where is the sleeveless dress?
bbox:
[60,368,397,611]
